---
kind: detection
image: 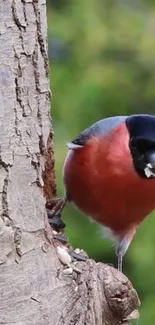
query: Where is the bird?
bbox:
[63,114,155,272]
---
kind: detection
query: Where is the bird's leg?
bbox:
[116,227,137,272]
[117,253,123,272]
[116,241,124,272]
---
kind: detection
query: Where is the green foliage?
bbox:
[47,1,155,323]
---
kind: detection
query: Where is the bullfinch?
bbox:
[63,114,155,271]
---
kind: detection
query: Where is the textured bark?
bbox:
[0,1,140,324]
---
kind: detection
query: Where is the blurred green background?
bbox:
[47,0,155,323]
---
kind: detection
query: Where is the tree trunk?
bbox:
[0,1,140,324]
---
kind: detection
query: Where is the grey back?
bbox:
[71,116,127,146]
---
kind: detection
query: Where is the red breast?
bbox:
[64,122,155,234]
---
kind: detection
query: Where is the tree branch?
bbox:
[0,0,140,324]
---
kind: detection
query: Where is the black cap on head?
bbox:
[126,114,155,178]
